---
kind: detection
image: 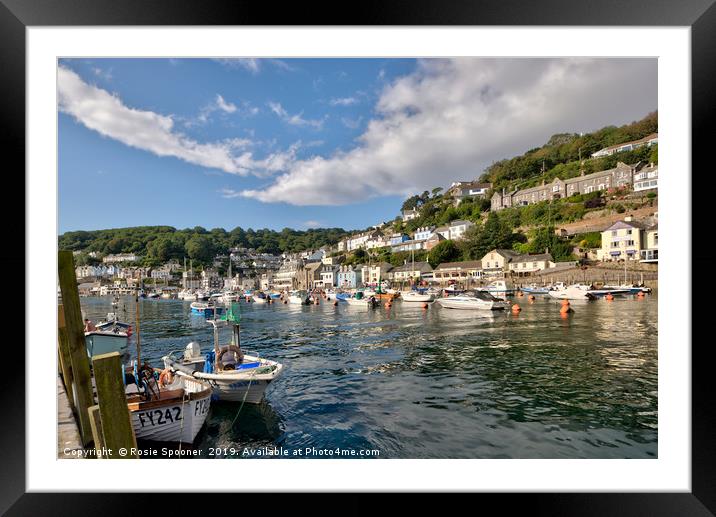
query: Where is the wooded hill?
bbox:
[479,111,658,191]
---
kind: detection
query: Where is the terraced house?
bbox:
[490,162,640,211]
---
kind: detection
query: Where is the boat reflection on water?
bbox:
[136,399,284,458]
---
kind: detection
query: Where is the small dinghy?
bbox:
[163,304,283,404]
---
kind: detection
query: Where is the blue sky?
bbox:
[58,58,657,234]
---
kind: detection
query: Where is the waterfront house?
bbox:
[302,261,323,289]
[391,261,433,283]
[362,262,393,285]
[597,216,648,262]
[481,249,521,274]
[319,264,339,288]
[201,269,223,290]
[260,272,274,291]
[507,253,555,277]
[273,259,305,290]
[336,264,362,289]
[591,133,658,158]
[432,260,484,284]
[641,223,658,263]
[447,181,492,205]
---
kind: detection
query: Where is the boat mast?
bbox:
[134,292,141,366]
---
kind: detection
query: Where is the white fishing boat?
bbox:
[123,293,213,444]
[288,290,311,305]
[401,290,435,303]
[436,290,509,310]
[125,363,212,443]
[190,301,224,316]
[481,280,515,299]
[178,289,196,301]
[163,307,283,403]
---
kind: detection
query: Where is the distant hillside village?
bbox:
[75,128,658,295]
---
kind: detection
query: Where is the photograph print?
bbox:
[57,57,658,460]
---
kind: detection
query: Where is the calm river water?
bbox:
[80,293,657,459]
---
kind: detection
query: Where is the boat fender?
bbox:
[159,368,174,387]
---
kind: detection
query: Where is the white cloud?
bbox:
[58,66,295,177]
[303,220,322,228]
[268,101,326,129]
[330,97,358,107]
[212,58,297,74]
[215,94,237,113]
[92,66,113,81]
[213,58,260,74]
[240,58,657,206]
[341,116,363,129]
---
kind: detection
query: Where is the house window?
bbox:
[626,229,632,235]
[612,230,617,236]
[626,240,635,246]
[552,185,560,192]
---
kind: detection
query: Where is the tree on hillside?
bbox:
[428,240,459,268]
[185,234,215,264]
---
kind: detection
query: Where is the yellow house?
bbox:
[481,249,520,272]
[598,217,646,262]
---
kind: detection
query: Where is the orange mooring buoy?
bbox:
[422,303,428,309]
[333,300,338,306]
[385,302,392,308]
[512,303,521,313]
[528,295,536,302]
[605,294,614,301]
[517,291,524,297]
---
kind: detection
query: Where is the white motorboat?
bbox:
[288,290,311,305]
[344,293,380,307]
[125,364,212,443]
[162,312,283,404]
[436,291,509,310]
[252,292,269,304]
[547,284,598,300]
[401,290,435,303]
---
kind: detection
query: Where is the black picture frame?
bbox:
[3,0,712,513]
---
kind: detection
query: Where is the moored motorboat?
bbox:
[520,283,552,295]
[547,284,598,300]
[436,290,509,310]
[401,290,435,303]
[252,292,269,304]
[344,292,380,307]
[288,290,312,305]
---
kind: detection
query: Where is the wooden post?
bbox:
[58,250,94,446]
[88,405,106,459]
[92,352,138,458]
[57,304,75,413]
